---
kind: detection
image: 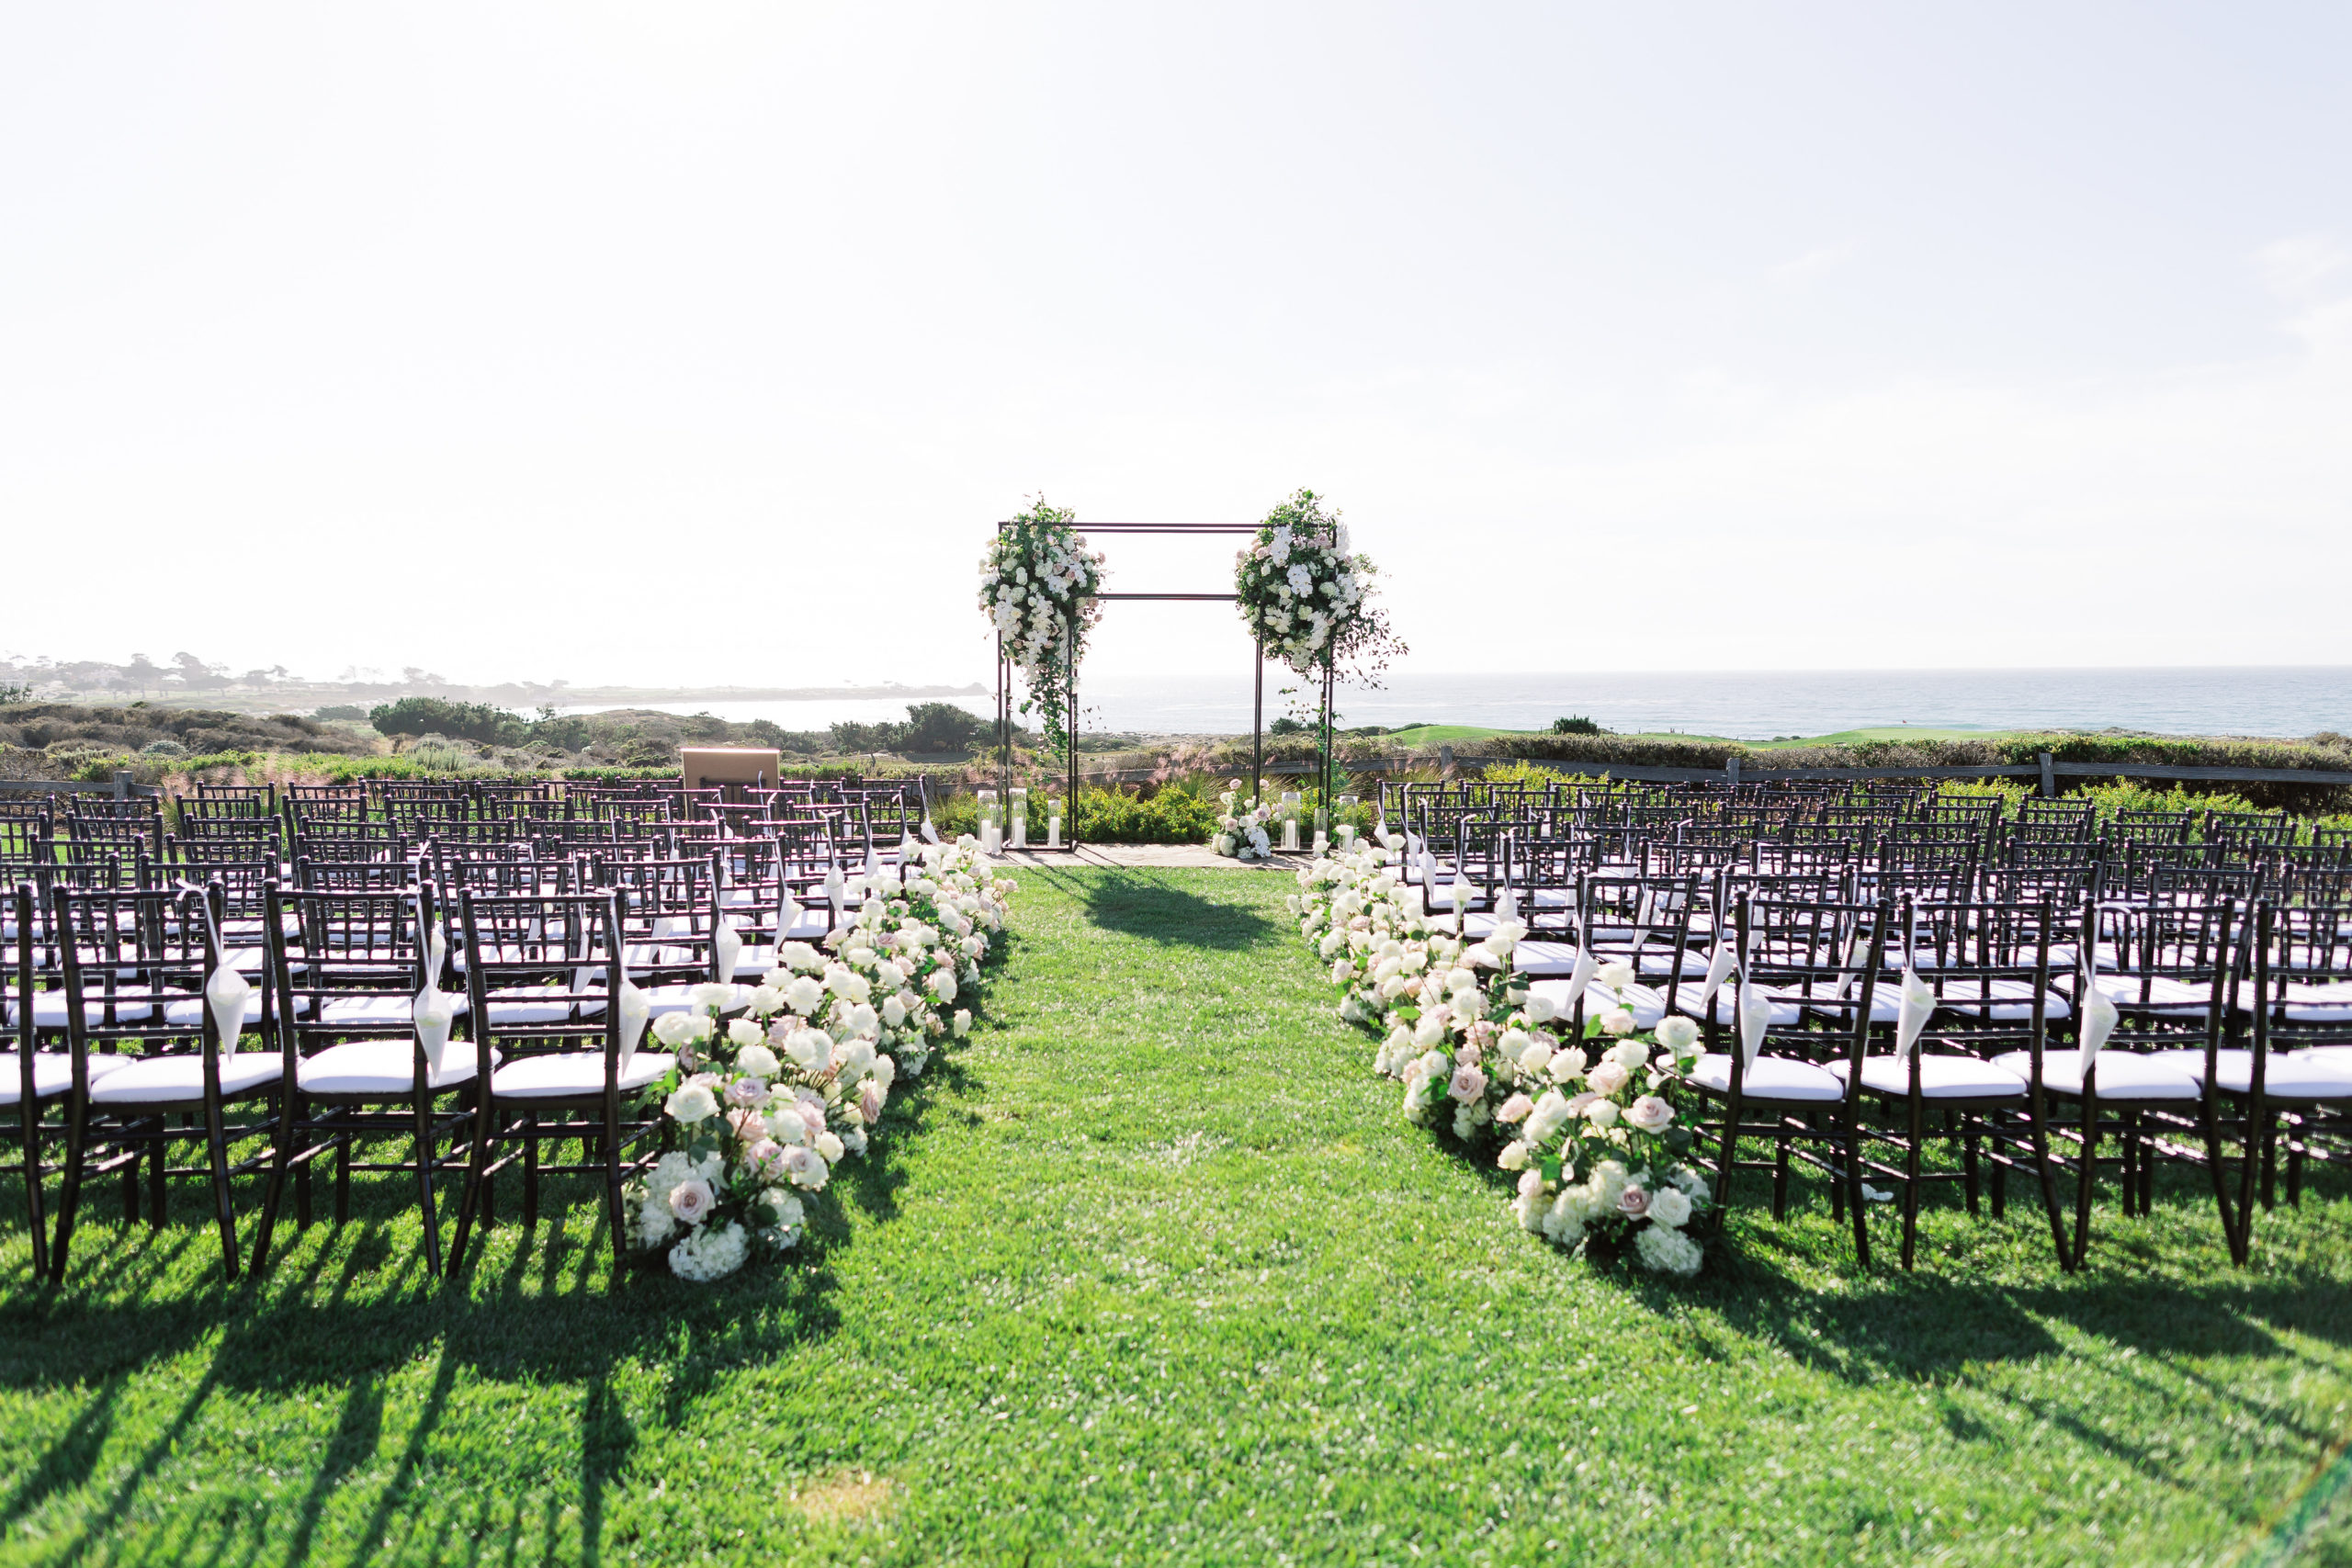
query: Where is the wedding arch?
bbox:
[989,519,1266,851]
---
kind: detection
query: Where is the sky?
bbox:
[4,2,2348,689]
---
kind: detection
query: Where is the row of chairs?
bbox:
[1372,784,2352,1270]
[5,778,917,1282]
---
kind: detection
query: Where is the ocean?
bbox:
[557,667,2348,740]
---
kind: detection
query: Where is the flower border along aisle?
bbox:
[628,837,1015,1282]
[1289,838,1715,1277]
[978,498,1105,760]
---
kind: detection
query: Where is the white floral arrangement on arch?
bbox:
[1233,489,1399,680]
[978,498,1105,758]
[1208,781,1273,861]
[629,836,1015,1281]
[1287,833,1714,1277]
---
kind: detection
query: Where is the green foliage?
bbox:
[832,703,991,757]
[0,682,28,705]
[311,704,368,721]
[1269,716,1308,735]
[369,696,526,746]
[1550,715,1605,735]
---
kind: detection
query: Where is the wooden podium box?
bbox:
[680,747,783,795]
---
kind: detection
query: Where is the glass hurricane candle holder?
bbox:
[1046,798,1063,849]
[1008,786,1029,851]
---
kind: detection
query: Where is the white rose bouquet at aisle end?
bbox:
[629,985,813,1281]
[1207,781,1275,861]
[633,836,1019,1282]
[978,498,1105,759]
[1291,829,1716,1279]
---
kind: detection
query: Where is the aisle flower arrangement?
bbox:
[978,498,1105,757]
[1288,835,1715,1276]
[628,836,1015,1281]
[1207,781,1274,861]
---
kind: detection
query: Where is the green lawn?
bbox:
[4,868,2350,1564]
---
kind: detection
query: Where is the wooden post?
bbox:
[2038,751,2056,799]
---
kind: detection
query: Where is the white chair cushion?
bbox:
[1830,1054,2028,1099]
[161,992,297,1029]
[490,1050,674,1100]
[1685,1052,1845,1102]
[299,1040,496,1095]
[316,993,470,1027]
[1927,977,2074,1022]
[0,1053,77,1103]
[1510,941,1583,978]
[2151,1049,2352,1099]
[2271,982,2352,1022]
[1674,989,1804,1027]
[643,984,749,1018]
[2062,974,2213,1014]
[4,989,156,1028]
[1990,1050,2202,1100]
[483,987,605,1025]
[92,1052,284,1105]
[2297,1045,2352,1072]
[1585,982,1668,1031]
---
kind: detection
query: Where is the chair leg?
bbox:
[146,1120,167,1231]
[2072,1096,2098,1271]
[1714,1089,1743,1217]
[1769,1130,1792,1222]
[18,1096,49,1282]
[2203,1091,2249,1267]
[1988,1110,2008,1221]
[2021,1087,2069,1273]
[1840,1103,1871,1270]
[202,1093,239,1283]
[523,1111,540,1228]
[413,1092,442,1278]
[334,1117,351,1226]
[251,1093,294,1277]
[49,1095,91,1285]
[1900,1094,1925,1272]
[446,1102,496,1278]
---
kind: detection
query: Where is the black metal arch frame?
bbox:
[993,519,1319,853]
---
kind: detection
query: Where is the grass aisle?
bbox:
[3,867,2350,1564]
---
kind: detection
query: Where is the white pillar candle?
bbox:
[1282,819,1299,852]
[1046,814,1062,849]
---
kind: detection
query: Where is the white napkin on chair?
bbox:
[1695,942,1736,1011]
[1736,979,1773,1067]
[616,976,650,1074]
[2076,973,2120,1077]
[713,919,742,985]
[205,963,253,1052]
[1560,949,1600,1010]
[1894,968,1936,1064]
[414,983,457,1075]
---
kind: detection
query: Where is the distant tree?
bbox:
[1269,716,1307,735]
[899,703,988,753]
[370,696,524,746]
[1551,716,1605,736]
[830,720,899,753]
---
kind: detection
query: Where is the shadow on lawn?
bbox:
[0,1051,979,1566]
[1069,869,1279,951]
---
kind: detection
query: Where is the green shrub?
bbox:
[370,696,525,746]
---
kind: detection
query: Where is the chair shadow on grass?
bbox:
[1071,869,1280,951]
[0,1090,938,1568]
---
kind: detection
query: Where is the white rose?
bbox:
[785,976,826,1015]
[1523,993,1558,1024]
[727,1019,765,1051]
[1497,1140,1530,1171]
[1585,1098,1620,1127]
[736,1043,779,1078]
[1656,1015,1701,1055]
[882,993,908,1028]
[1597,960,1635,990]
[1611,1039,1650,1070]
[815,1131,845,1162]
[953,1008,971,1037]
[931,969,958,1005]
[1599,1008,1637,1037]
[1648,1186,1693,1227]
[664,1083,718,1123]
